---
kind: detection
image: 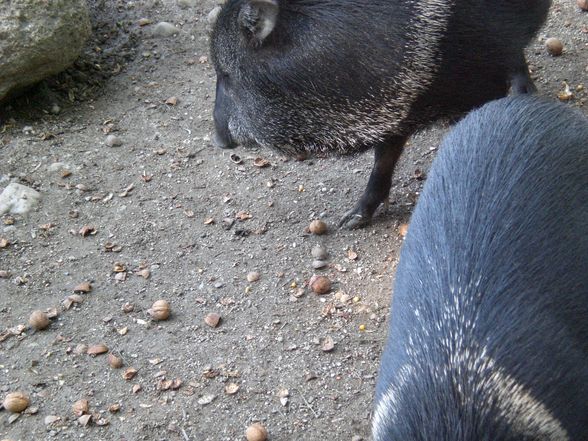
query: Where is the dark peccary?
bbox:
[372,96,588,441]
[209,0,551,228]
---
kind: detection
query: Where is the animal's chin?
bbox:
[237,137,309,158]
[236,132,370,158]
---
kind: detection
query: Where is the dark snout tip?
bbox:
[212,130,237,149]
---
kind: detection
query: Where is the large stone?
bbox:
[0,0,91,101]
[0,183,42,216]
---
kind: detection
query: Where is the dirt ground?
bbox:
[0,1,586,440]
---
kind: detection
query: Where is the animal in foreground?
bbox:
[209,0,551,228]
[372,96,588,441]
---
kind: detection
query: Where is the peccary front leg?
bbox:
[510,55,537,94]
[339,136,407,229]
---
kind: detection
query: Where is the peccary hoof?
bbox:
[338,211,371,230]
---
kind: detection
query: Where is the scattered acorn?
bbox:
[309,219,327,235]
[73,344,88,355]
[108,353,123,369]
[29,310,50,330]
[578,0,588,11]
[2,392,30,413]
[87,343,109,356]
[309,275,332,295]
[72,399,89,417]
[545,37,563,56]
[246,423,268,441]
[148,300,170,321]
[122,367,138,381]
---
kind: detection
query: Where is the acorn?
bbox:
[245,423,268,441]
[148,300,170,321]
[108,353,123,369]
[309,275,332,295]
[29,310,50,330]
[2,392,30,413]
[87,343,109,356]
[545,37,563,56]
[309,219,327,235]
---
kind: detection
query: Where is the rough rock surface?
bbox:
[0,0,91,101]
[0,183,41,216]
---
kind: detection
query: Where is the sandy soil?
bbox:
[1,1,586,440]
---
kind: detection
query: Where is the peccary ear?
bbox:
[238,0,279,43]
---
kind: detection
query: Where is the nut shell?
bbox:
[545,37,563,56]
[309,220,327,235]
[3,392,30,413]
[309,275,332,295]
[29,310,50,330]
[148,300,171,321]
[108,353,124,369]
[87,343,109,356]
[245,423,268,441]
[72,399,89,416]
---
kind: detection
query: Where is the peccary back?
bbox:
[373,96,588,441]
[210,0,551,229]
[210,0,551,155]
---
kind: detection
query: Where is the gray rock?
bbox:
[312,260,327,269]
[105,134,122,147]
[311,245,328,260]
[152,22,178,38]
[0,0,91,102]
[0,183,41,216]
[47,162,71,174]
[207,6,222,25]
[178,0,198,8]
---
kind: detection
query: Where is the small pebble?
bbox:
[205,313,221,328]
[321,336,335,352]
[153,22,178,38]
[246,271,260,282]
[207,6,222,25]
[312,260,327,269]
[105,135,122,147]
[178,0,198,7]
[311,245,328,260]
